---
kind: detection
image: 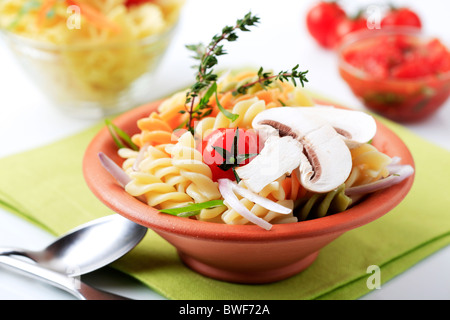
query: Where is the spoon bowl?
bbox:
[0,214,147,276]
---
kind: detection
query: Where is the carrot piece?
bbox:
[66,0,121,33]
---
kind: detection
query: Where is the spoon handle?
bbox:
[0,255,130,300]
[0,247,26,256]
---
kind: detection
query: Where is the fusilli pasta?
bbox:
[345,143,391,188]
[112,69,401,228]
[120,144,193,209]
[165,132,222,203]
[0,0,183,105]
[195,97,266,139]
[295,184,352,221]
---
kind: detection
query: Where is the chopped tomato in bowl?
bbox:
[338,28,450,122]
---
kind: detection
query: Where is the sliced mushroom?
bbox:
[248,107,353,193]
[295,105,377,148]
[296,124,352,193]
[235,135,304,193]
[253,107,329,141]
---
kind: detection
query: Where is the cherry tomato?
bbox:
[306,1,347,49]
[125,0,153,7]
[335,16,367,45]
[381,8,422,29]
[199,128,263,182]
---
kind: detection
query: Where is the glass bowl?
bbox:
[338,28,450,123]
[1,22,178,119]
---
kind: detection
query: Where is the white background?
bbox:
[0,0,449,300]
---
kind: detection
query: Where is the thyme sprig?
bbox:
[183,12,260,134]
[233,65,309,96]
[181,12,309,135]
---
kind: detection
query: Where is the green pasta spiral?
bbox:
[294,184,352,221]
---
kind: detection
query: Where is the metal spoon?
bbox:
[0,255,131,300]
[0,214,147,276]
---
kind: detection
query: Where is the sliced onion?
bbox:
[98,152,131,187]
[345,164,414,196]
[218,179,273,230]
[388,156,402,166]
[231,181,291,214]
[98,152,147,203]
[132,143,149,171]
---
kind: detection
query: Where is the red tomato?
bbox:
[125,0,153,7]
[336,16,367,44]
[200,128,263,182]
[391,39,450,78]
[425,39,450,73]
[306,1,347,49]
[343,36,403,78]
[381,8,422,29]
[340,34,450,122]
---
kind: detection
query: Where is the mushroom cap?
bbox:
[298,124,352,193]
[252,107,327,140]
[251,106,355,193]
[235,135,304,193]
[293,105,377,146]
[253,106,377,147]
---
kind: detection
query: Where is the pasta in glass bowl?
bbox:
[83,71,415,283]
[0,0,183,118]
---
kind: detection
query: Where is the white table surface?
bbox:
[0,0,449,300]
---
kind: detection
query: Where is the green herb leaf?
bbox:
[159,200,225,217]
[234,66,309,96]
[236,153,258,164]
[105,119,139,151]
[213,146,233,161]
[232,126,239,157]
[232,168,241,183]
[195,81,217,112]
[215,87,239,122]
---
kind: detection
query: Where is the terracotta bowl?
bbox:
[82,100,415,284]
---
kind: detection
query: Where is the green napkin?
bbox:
[0,106,449,300]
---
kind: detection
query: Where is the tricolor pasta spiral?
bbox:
[0,0,183,106]
[345,143,392,188]
[119,144,194,209]
[165,132,222,204]
[131,112,174,148]
[195,97,266,139]
[106,69,412,230]
[295,184,352,221]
